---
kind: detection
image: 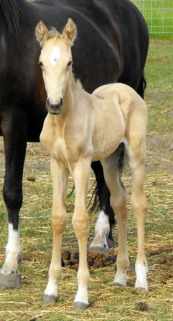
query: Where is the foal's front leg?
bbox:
[72,158,91,310]
[43,157,68,302]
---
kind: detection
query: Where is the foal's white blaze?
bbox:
[89,210,110,249]
[50,46,61,66]
[135,263,148,290]
[0,223,21,273]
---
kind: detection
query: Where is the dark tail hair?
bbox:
[137,74,147,99]
[90,142,126,213]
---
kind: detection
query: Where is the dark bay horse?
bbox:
[0,0,149,288]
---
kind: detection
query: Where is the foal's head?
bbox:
[36,19,77,115]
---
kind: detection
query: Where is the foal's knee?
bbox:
[52,212,66,234]
[72,210,89,239]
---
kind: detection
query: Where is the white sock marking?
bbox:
[74,286,89,304]
[44,282,58,297]
[114,270,127,287]
[1,223,21,274]
[135,263,148,290]
[90,210,110,248]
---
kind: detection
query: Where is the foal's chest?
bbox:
[40,115,82,168]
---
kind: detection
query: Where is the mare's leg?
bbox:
[128,140,148,290]
[101,149,129,287]
[90,161,115,251]
[44,157,68,302]
[72,158,90,310]
[0,111,27,288]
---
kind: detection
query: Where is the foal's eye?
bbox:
[67,61,72,67]
[39,61,43,68]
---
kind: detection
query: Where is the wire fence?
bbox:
[132,0,173,34]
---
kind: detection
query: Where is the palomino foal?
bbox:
[36,19,148,310]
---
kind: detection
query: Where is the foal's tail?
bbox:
[137,74,147,99]
[117,142,126,175]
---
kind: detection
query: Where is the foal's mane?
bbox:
[40,28,62,47]
[0,0,24,35]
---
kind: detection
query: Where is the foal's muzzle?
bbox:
[46,98,64,115]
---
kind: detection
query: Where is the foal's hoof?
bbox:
[73,302,89,310]
[135,287,148,293]
[88,246,109,256]
[0,273,21,288]
[113,281,126,287]
[43,294,58,303]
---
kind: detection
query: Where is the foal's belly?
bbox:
[92,136,123,161]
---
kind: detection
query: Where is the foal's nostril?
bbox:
[59,98,63,107]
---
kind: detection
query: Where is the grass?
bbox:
[0,40,173,320]
[132,0,173,38]
[145,40,173,134]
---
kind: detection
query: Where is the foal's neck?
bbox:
[65,70,77,97]
[63,70,84,114]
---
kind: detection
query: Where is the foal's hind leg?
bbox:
[101,149,129,287]
[43,157,68,302]
[128,141,148,290]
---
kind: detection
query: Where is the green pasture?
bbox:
[0,38,172,320]
[132,0,173,38]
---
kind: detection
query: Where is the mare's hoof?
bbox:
[107,238,115,249]
[73,302,89,310]
[88,247,109,256]
[43,294,58,303]
[0,273,21,288]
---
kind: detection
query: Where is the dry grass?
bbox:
[0,40,173,320]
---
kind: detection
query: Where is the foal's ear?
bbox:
[35,21,48,47]
[63,18,77,45]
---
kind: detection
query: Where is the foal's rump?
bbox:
[92,83,148,161]
[93,83,147,115]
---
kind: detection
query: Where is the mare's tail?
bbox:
[137,74,147,99]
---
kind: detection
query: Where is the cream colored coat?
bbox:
[36,18,148,310]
